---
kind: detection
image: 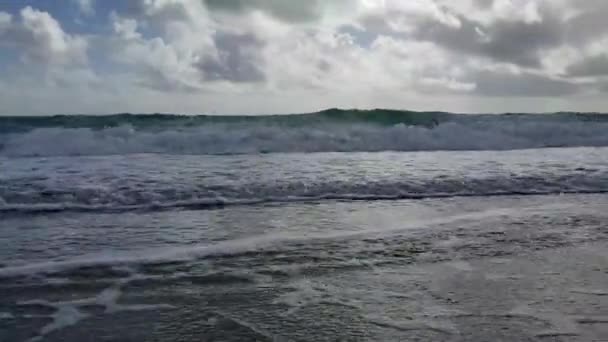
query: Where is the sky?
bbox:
[0,0,607,115]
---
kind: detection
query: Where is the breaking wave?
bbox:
[2,109,608,156]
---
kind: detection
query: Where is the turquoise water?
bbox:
[2,110,608,156]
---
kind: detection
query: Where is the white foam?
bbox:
[3,118,608,157]
[0,202,577,279]
[0,189,596,215]
[19,299,89,342]
[273,279,333,316]
[19,274,174,341]
[446,261,474,272]
[0,312,14,319]
[435,236,467,248]
[365,315,458,335]
[212,310,276,340]
[509,303,580,336]
[92,285,173,313]
[484,273,523,281]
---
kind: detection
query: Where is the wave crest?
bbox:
[2,118,608,157]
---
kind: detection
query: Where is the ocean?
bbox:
[1,110,607,341]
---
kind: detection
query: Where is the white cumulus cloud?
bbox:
[0,0,608,115]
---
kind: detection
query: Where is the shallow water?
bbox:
[1,148,607,341]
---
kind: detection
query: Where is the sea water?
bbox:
[1,112,607,341]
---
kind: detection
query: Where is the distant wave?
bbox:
[2,109,608,156]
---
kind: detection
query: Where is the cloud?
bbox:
[357,1,564,68]
[108,26,205,92]
[74,0,95,16]
[471,70,580,97]
[124,0,215,28]
[196,32,266,83]
[0,6,87,66]
[204,0,324,22]
[564,0,608,45]
[565,54,608,77]
[107,1,217,92]
[473,0,494,10]
[0,12,11,31]
[111,14,141,40]
[2,0,608,115]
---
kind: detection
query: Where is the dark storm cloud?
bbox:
[565,55,608,77]
[471,70,580,97]
[196,32,266,83]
